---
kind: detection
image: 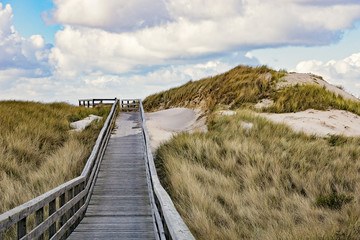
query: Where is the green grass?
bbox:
[0,101,110,215]
[156,110,360,239]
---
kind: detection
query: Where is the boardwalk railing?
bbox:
[79,98,117,108]
[0,99,119,240]
[121,99,140,112]
[139,100,195,240]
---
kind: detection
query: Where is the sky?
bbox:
[1,0,360,104]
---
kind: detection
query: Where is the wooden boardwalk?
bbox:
[69,112,155,240]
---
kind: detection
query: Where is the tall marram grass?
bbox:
[0,101,110,215]
[268,84,360,115]
[144,65,360,115]
[156,111,360,239]
[143,65,286,112]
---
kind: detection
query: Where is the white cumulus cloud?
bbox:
[0,3,51,75]
[48,0,360,77]
[295,52,360,98]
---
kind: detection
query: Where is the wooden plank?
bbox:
[69,110,156,239]
[69,231,155,240]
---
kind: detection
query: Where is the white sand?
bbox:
[145,108,207,152]
[279,73,359,101]
[70,114,102,131]
[260,109,360,137]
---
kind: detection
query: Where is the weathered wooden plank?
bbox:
[69,231,155,240]
[70,111,156,239]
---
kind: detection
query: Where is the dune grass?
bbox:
[156,110,360,239]
[143,65,286,112]
[268,84,360,115]
[143,65,360,116]
[0,101,110,215]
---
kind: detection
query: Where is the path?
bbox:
[69,112,155,239]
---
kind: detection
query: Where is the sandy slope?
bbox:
[145,108,206,152]
[279,73,359,101]
[260,109,360,137]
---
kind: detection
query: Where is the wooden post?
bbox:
[92,99,95,108]
[59,193,66,228]
[71,185,80,232]
[87,101,90,108]
[67,188,74,220]
[35,208,44,240]
[48,199,56,238]
[66,188,74,237]
[17,217,26,239]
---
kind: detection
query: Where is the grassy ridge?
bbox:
[157,111,360,239]
[0,101,110,214]
[144,65,360,115]
[144,65,286,112]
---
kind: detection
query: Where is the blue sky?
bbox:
[1,0,360,104]
[1,0,60,43]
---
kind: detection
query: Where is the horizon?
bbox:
[1,0,360,104]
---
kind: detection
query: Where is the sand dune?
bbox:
[260,109,360,137]
[145,108,206,152]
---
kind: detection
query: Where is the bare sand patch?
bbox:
[145,108,207,152]
[279,73,359,101]
[260,109,360,137]
[70,114,102,131]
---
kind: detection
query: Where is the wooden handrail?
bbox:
[78,98,117,108]
[139,100,195,240]
[0,99,119,240]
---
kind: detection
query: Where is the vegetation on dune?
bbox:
[144,65,360,115]
[268,84,360,115]
[143,65,286,112]
[156,111,360,239]
[0,101,110,215]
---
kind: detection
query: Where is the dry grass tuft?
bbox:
[0,101,110,214]
[156,110,360,239]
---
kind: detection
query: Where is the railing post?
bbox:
[48,199,56,238]
[72,185,81,232]
[17,217,26,239]
[35,207,44,240]
[59,193,66,228]
[67,188,74,221]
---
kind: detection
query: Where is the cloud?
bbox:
[295,52,360,97]
[48,0,170,32]
[48,0,360,77]
[0,58,242,104]
[0,3,51,74]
